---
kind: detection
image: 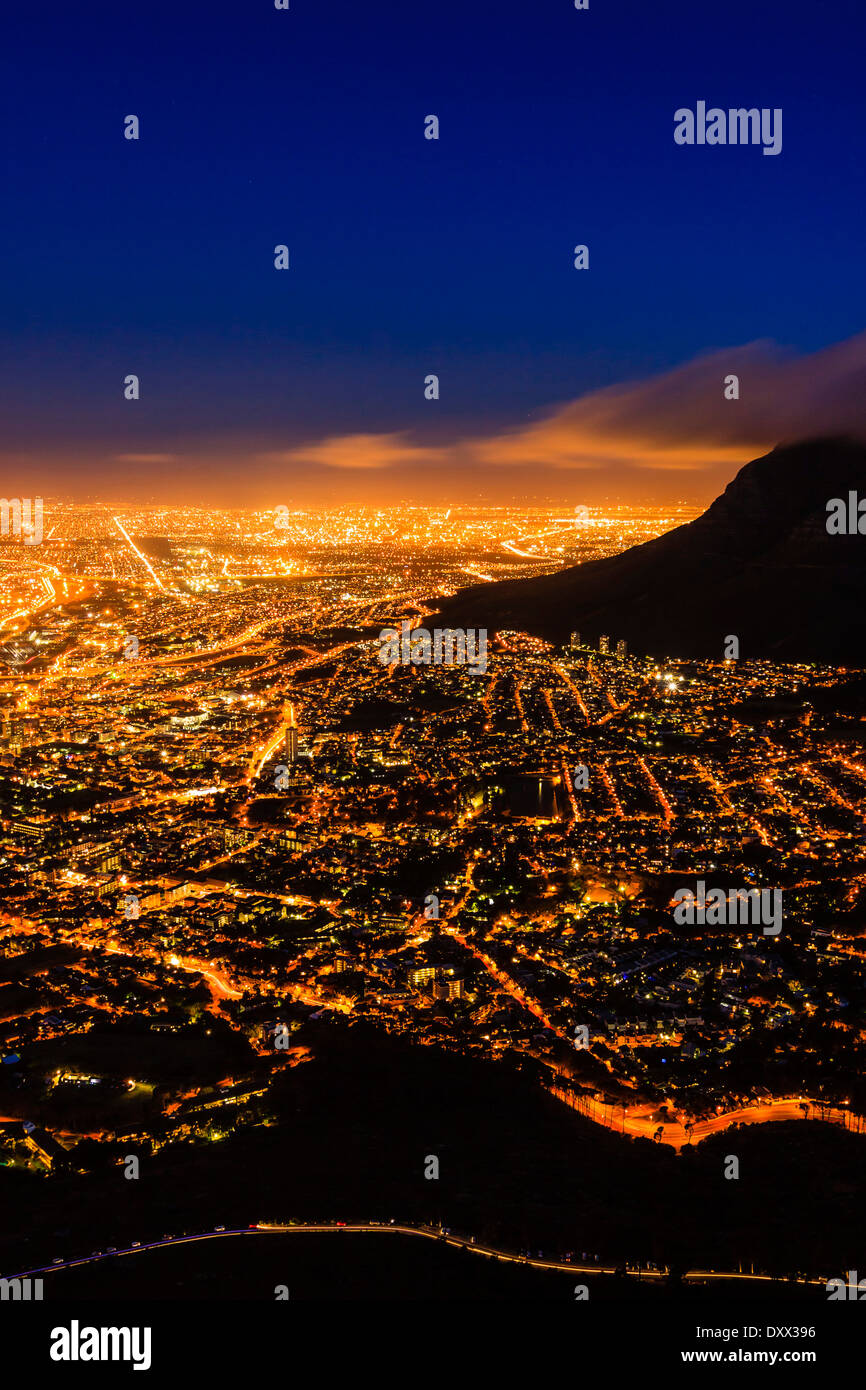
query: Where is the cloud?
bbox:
[258,434,443,471]
[113,453,179,464]
[275,332,866,475]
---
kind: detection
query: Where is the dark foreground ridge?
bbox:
[437,437,866,663]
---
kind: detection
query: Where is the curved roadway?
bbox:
[3,1222,826,1290]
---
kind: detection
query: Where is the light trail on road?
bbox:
[112,517,166,592]
[2,1222,828,1291]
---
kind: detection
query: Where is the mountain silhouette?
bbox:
[436,437,866,663]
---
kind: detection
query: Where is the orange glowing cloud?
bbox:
[113,453,180,463]
[274,332,866,474]
[258,433,443,471]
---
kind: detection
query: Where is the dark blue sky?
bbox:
[2,0,864,504]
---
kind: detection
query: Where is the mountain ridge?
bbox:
[435,437,866,663]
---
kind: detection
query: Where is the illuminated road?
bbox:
[247,722,288,783]
[112,517,166,592]
[0,571,94,635]
[637,756,674,823]
[552,661,590,723]
[551,1084,862,1149]
[2,1222,827,1290]
[445,922,572,1046]
[245,642,356,780]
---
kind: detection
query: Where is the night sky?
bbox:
[2,0,865,505]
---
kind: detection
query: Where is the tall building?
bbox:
[440,974,464,1000]
[616,639,627,659]
[408,965,437,989]
[569,631,581,648]
[599,634,609,654]
[285,727,298,763]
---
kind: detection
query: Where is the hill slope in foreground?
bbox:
[0,1026,863,1287]
[438,437,866,663]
